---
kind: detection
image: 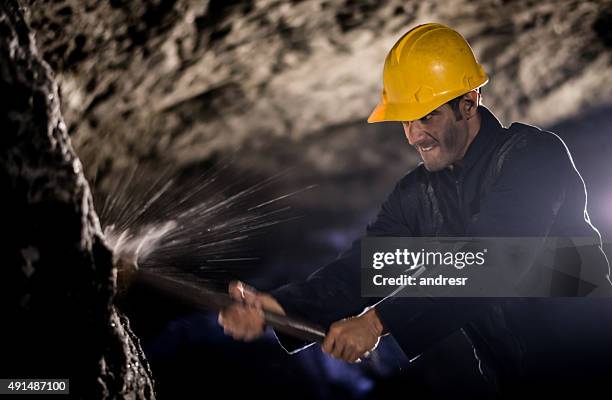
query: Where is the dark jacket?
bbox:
[271,106,612,391]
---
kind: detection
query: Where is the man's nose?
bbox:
[402,121,427,146]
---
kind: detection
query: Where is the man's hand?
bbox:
[322,308,385,363]
[218,281,285,342]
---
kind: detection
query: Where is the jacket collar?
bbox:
[452,106,504,175]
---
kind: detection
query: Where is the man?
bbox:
[219,23,612,394]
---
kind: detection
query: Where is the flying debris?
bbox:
[97,161,313,288]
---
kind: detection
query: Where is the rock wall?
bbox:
[0,1,154,398]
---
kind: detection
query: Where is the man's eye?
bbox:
[420,114,433,122]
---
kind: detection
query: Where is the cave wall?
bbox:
[0,1,154,398]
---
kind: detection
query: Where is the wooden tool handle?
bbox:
[134,269,326,343]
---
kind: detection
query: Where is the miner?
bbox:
[218,23,612,393]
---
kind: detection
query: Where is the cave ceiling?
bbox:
[26,0,612,212]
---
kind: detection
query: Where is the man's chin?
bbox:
[420,148,451,172]
[422,160,448,172]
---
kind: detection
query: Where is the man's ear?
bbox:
[462,91,479,119]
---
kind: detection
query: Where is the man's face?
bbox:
[402,102,470,172]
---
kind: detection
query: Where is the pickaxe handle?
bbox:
[135,269,326,343]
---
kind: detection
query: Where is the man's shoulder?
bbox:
[499,121,570,160]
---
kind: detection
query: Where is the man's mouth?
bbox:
[417,143,437,153]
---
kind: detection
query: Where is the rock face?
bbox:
[0,1,154,398]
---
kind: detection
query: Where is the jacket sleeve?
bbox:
[466,128,570,237]
[270,179,415,353]
[375,129,573,360]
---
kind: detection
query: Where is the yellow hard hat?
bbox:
[368,23,488,123]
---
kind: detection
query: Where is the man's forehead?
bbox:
[430,104,448,113]
[404,104,449,122]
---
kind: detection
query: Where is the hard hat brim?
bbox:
[367,77,488,123]
[367,98,449,123]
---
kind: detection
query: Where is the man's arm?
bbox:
[267,179,415,354]
[466,128,569,237]
[219,178,416,355]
